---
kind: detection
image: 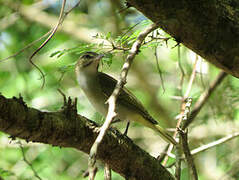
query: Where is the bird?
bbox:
[75,51,177,145]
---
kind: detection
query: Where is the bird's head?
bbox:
[75,52,104,74]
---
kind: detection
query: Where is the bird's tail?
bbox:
[153,124,177,145]
[130,113,177,145]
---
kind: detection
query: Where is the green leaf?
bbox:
[0,168,15,178]
[50,50,61,57]
[58,63,76,73]
[102,53,113,66]
[106,32,112,40]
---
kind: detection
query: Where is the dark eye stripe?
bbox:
[83,60,93,67]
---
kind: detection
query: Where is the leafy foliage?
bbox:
[0,0,239,180]
[0,168,15,178]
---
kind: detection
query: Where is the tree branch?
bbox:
[191,132,239,156]
[0,94,174,180]
[127,0,239,78]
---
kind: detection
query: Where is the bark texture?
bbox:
[0,95,174,180]
[127,0,239,78]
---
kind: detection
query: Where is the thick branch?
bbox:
[127,0,239,78]
[0,95,174,180]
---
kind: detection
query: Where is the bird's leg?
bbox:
[111,119,130,135]
[123,121,130,135]
[111,118,121,124]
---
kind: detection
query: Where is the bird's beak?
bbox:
[95,54,104,61]
[95,54,104,69]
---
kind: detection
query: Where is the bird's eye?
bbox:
[84,54,92,59]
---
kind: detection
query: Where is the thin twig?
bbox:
[0,30,52,62]
[191,132,239,155]
[57,88,67,104]
[169,131,239,159]
[177,45,185,96]
[104,164,112,180]
[111,45,130,52]
[181,98,193,129]
[183,71,227,129]
[154,45,165,92]
[29,0,66,89]
[88,23,158,180]
[176,48,198,137]
[175,141,182,180]
[170,96,183,101]
[184,55,198,98]
[163,57,198,165]
[18,142,42,180]
[64,0,81,17]
[1,0,82,63]
[179,52,198,130]
[199,59,217,119]
[120,22,141,38]
[178,98,198,180]
[179,129,198,180]
[175,98,193,179]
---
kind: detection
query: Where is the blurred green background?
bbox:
[1,0,239,179]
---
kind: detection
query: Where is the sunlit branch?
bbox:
[191,132,239,155]
[18,141,42,180]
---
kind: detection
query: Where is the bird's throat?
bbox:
[77,71,98,90]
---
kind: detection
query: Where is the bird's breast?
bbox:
[77,73,108,116]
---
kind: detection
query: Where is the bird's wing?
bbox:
[98,72,158,124]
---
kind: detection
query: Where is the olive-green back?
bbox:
[98,72,157,124]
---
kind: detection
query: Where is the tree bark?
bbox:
[127,0,239,78]
[0,94,174,180]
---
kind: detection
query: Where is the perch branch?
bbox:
[0,94,174,180]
